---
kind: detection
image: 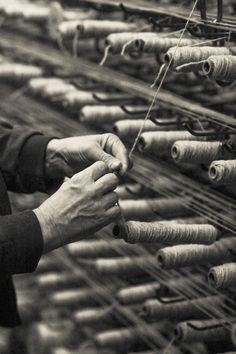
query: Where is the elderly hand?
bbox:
[34,162,120,253]
[45,133,130,179]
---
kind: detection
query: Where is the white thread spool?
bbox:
[143,295,223,321]
[138,131,199,154]
[175,319,230,343]
[73,307,114,327]
[27,321,75,354]
[77,20,137,38]
[115,221,218,245]
[165,46,235,70]
[21,6,50,22]
[62,90,95,109]
[203,55,236,81]
[116,282,161,305]
[49,288,100,309]
[209,160,236,184]
[0,63,43,82]
[80,105,127,124]
[119,197,191,221]
[36,272,85,291]
[113,120,165,139]
[134,37,199,54]
[208,263,236,289]
[94,325,159,351]
[58,20,83,38]
[171,141,230,164]
[28,78,75,97]
[95,256,156,276]
[105,32,157,54]
[157,237,236,269]
[67,239,135,258]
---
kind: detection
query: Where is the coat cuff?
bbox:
[18,134,53,192]
[0,211,43,275]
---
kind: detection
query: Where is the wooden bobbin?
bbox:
[27,320,75,354]
[143,295,223,321]
[138,131,199,154]
[80,105,127,124]
[165,46,235,70]
[175,319,231,343]
[134,37,199,54]
[209,160,236,184]
[77,20,137,38]
[203,55,236,82]
[36,272,85,291]
[67,239,135,258]
[113,119,164,139]
[116,282,161,305]
[118,197,191,221]
[0,63,43,82]
[95,256,156,276]
[208,263,236,289]
[157,236,236,269]
[105,32,157,54]
[114,221,218,245]
[171,141,229,164]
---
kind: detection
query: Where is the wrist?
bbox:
[45,139,65,179]
[33,207,62,253]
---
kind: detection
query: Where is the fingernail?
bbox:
[110,161,121,171]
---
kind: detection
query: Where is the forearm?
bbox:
[0,211,43,275]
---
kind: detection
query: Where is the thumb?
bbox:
[93,146,122,173]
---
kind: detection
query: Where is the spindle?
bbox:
[143,295,223,321]
[165,46,235,70]
[209,160,236,184]
[77,20,137,38]
[138,131,199,154]
[172,141,233,164]
[113,221,218,245]
[157,237,236,269]
[203,55,236,82]
[118,197,191,221]
[208,263,236,289]
[113,120,164,139]
[116,282,161,305]
[175,319,232,343]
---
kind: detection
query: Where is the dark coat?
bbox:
[0,119,51,327]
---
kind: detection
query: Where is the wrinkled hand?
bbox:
[34,162,120,253]
[45,133,130,179]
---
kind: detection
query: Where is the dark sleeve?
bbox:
[0,119,52,192]
[0,211,43,275]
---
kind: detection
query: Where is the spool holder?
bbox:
[92,92,136,104]
[120,105,159,117]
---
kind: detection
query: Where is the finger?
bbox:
[102,134,130,175]
[88,161,110,181]
[91,145,122,173]
[95,173,119,194]
[101,192,118,210]
[105,205,121,222]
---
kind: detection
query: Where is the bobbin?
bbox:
[116,282,161,305]
[209,160,236,184]
[208,263,236,289]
